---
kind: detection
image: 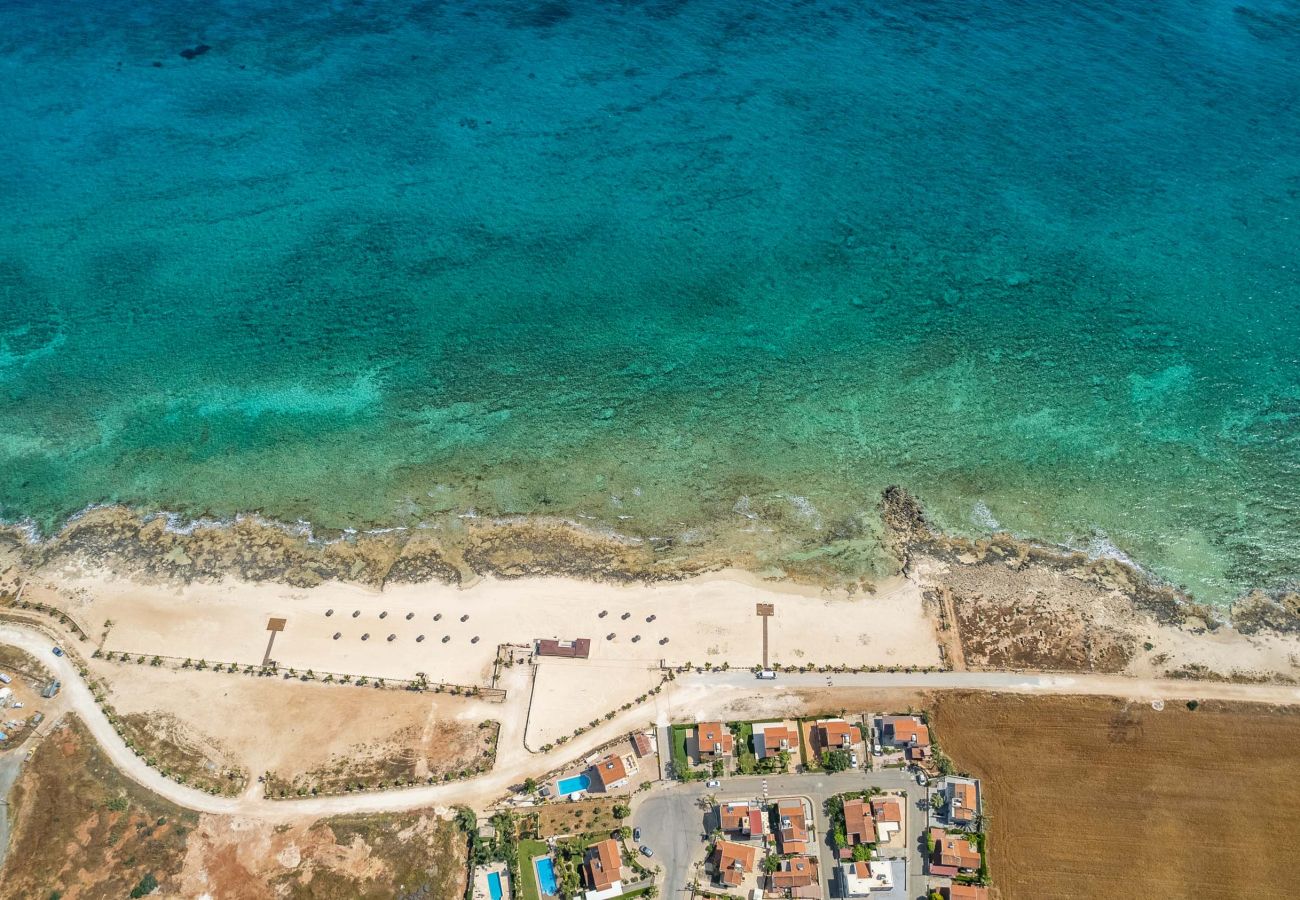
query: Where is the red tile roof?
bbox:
[883,715,930,746]
[584,839,622,891]
[591,753,628,791]
[770,855,819,889]
[843,798,875,845]
[777,800,809,854]
[631,732,653,757]
[943,886,990,900]
[719,802,753,833]
[696,721,734,757]
[755,723,798,758]
[711,840,758,886]
[815,720,861,751]
[930,828,980,870]
[871,797,902,824]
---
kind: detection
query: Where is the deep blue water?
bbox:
[1,0,1298,601]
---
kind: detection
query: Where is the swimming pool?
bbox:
[487,871,503,900]
[535,857,559,897]
[556,773,591,796]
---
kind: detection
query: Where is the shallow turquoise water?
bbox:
[1,0,1298,602]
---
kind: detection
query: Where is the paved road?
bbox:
[4,621,1300,821]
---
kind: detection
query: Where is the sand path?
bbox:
[3,622,1299,821]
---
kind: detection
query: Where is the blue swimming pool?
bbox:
[535,857,559,897]
[556,773,591,796]
[487,871,503,900]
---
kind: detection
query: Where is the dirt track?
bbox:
[5,622,1300,821]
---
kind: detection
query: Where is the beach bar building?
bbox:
[536,638,591,659]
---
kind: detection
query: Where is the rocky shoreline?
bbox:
[3,489,1297,644]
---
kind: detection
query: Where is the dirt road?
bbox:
[3,622,1298,819]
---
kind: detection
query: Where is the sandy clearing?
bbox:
[88,658,500,777]
[37,569,942,685]
[524,659,663,748]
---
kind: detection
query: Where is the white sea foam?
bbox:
[733,495,758,519]
[784,495,823,530]
[971,501,1000,530]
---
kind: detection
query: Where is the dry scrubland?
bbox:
[0,716,469,899]
[930,692,1300,900]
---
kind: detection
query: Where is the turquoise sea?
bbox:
[1,0,1298,602]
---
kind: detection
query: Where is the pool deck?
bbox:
[532,853,561,898]
[471,863,510,900]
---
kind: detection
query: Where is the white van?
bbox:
[756,670,777,680]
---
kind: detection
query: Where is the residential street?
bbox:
[633,769,930,899]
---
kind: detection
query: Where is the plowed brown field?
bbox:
[929,692,1300,899]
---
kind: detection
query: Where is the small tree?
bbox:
[522,777,538,794]
[822,749,851,773]
[612,803,631,820]
[129,873,158,898]
[761,854,780,874]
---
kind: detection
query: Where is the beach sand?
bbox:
[28,568,944,687]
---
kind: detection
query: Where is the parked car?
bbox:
[0,673,12,684]
[639,845,654,858]
[633,827,641,841]
[916,772,928,786]
[706,779,720,788]
[850,752,859,768]
[51,646,64,657]
[872,744,882,756]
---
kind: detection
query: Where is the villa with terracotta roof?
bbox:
[695,721,734,760]
[589,753,631,792]
[870,796,903,844]
[928,827,981,874]
[775,799,810,854]
[843,798,875,846]
[718,800,759,835]
[769,855,820,897]
[941,885,990,900]
[753,721,800,760]
[813,718,862,756]
[710,839,758,888]
[583,839,623,894]
[939,776,980,827]
[880,715,931,761]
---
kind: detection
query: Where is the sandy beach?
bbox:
[28,568,944,687]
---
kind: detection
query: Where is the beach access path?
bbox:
[2,622,1299,820]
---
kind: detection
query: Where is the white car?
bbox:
[916,772,928,786]
[850,752,859,768]
[706,779,720,788]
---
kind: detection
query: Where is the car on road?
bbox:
[633,827,641,841]
[916,772,928,786]
[51,646,63,657]
[706,779,720,788]
[639,845,654,858]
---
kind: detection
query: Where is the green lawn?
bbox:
[517,839,548,900]
[671,724,692,778]
[731,721,756,774]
